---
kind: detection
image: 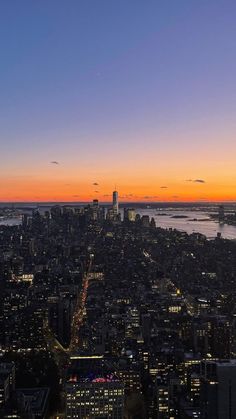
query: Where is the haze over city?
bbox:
[1,1,236,202]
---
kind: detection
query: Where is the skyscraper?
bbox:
[219,205,225,222]
[124,208,136,222]
[200,360,236,419]
[113,190,119,214]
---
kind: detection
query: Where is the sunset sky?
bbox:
[1,0,236,202]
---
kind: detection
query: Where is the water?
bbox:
[137,209,236,240]
[1,207,236,240]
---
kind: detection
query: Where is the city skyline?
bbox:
[1,1,236,202]
[1,3,236,417]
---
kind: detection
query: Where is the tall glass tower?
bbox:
[113,190,119,214]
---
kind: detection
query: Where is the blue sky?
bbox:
[0,0,236,201]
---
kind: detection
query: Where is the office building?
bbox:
[113,190,119,214]
[200,360,236,419]
[218,205,225,222]
[124,208,136,222]
[66,375,124,418]
[66,355,124,418]
[156,385,169,418]
[17,387,50,419]
[0,363,15,407]
[141,215,150,227]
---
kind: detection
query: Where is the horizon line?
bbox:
[1,200,236,205]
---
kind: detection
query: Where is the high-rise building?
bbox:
[93,199,99,208]
[141,215,150,227]
[66,355,124,418]
[113,190,119,214]
[210,316,232,358]
[156,385,169,419]
[219,205,225,222]
[125,307,140,338]
[48,297,72,347]
[0,362,15,408]
[66,375,124,418]
[200,360,236,419]
[124,208,136,222]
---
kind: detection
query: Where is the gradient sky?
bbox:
[1,0,236,202]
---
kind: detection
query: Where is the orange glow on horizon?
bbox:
[0,176,236,203]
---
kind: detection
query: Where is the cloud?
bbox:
[103,194,111,197]
[51,161,59,165]
[186,179,206,183]
[94,190,99,193]
[194,179,205,183]
[143,195,159,199]
[172,195,179,198]
[72,195,80,198]
[119,193,137,199]
[93,182,99,186]
[160,186,168,189]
